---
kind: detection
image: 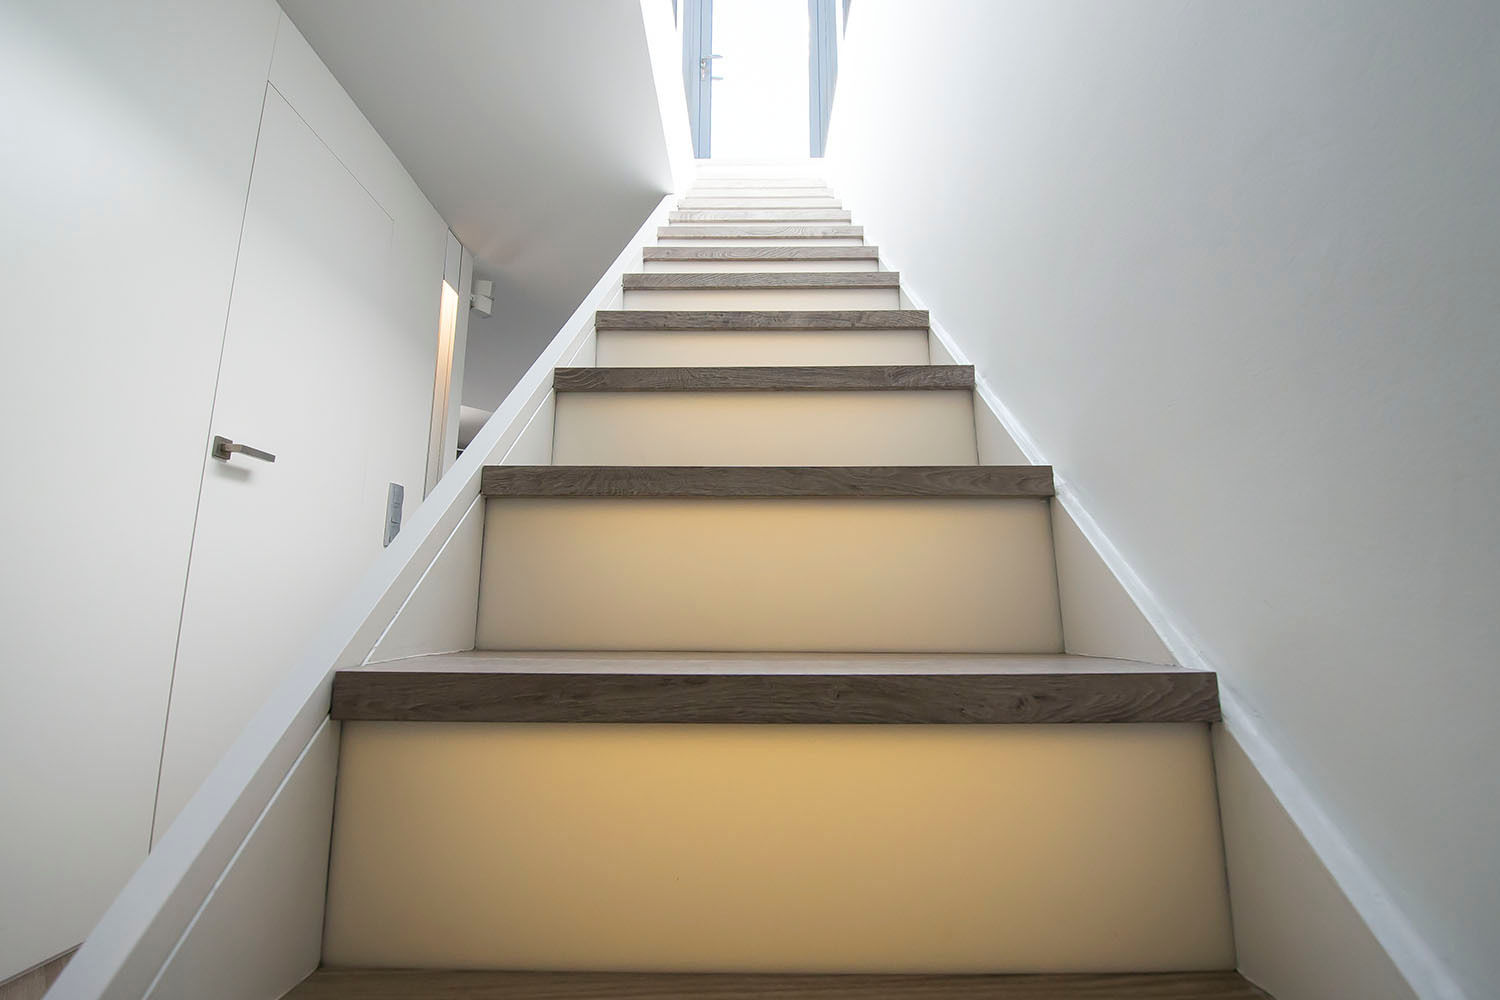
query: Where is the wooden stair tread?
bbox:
[644,246,879,261]
[480,465,1052,498]
[553,365,971,392]
[288,970,1266,998]
[332,652,1216,725]
[657,225,864,239]
[624,271,899,290]
[596,310,927,330]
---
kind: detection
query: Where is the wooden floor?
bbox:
[287,971,1271,999]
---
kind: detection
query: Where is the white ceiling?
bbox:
[278,0,675,407]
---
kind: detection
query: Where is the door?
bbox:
[808,0,839,157]
[151,87,400,835]
[682,0,715,157]
[683,0,840,158]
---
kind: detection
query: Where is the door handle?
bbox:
[700,53,722,81]
[211,435,276,463]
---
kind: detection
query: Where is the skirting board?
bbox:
[140,720,337,1000]
[884,253,1460,1000]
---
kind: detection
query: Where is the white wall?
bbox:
[0,0,278,979]
[0,1,451,981]
[462,289,570,410]
[149,16,453,839]
[826,3,1499,998]
[274,0,679,414]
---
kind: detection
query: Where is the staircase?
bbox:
[287,165,1267,998]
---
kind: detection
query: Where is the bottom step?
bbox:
[322,721,1232,971]
[288,970,1270,998]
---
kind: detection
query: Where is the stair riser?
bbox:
[323,722,1234,971]
[641,259,880,273]
[596,330,930,368]
[623,288,901,310]
[552,392,978,466]
[475,498,1060,651]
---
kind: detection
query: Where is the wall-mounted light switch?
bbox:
[384,483,405,547]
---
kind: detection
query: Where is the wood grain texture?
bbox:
[644,246,879,261]
[668,210,854,222]
[657,226,864,239]
[357,652,1192,677]
[287,970,1269,999]
[330,667,1220,724]
[623,272,899,290]
[480,465,1054,499]
[552,365,972,392]
[595,310,928,331]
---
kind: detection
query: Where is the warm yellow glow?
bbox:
[323,722,1234,971]
[424,281,461,495]
[476,498,1061,652]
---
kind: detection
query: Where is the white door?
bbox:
[151,88,400,835]
[707,0,810,159]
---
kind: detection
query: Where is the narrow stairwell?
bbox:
[287,165,1268,999]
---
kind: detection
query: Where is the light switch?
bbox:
[384,483,405,547]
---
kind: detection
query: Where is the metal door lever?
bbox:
[211,435,276,463]
[700,53,723,81]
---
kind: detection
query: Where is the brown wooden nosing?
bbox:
[553,365,972,393]
[480,465,1053,499]
[595,310,927,331]
[331,670,1220,725]
[287,969,1270,999]
[623,272,899,290]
